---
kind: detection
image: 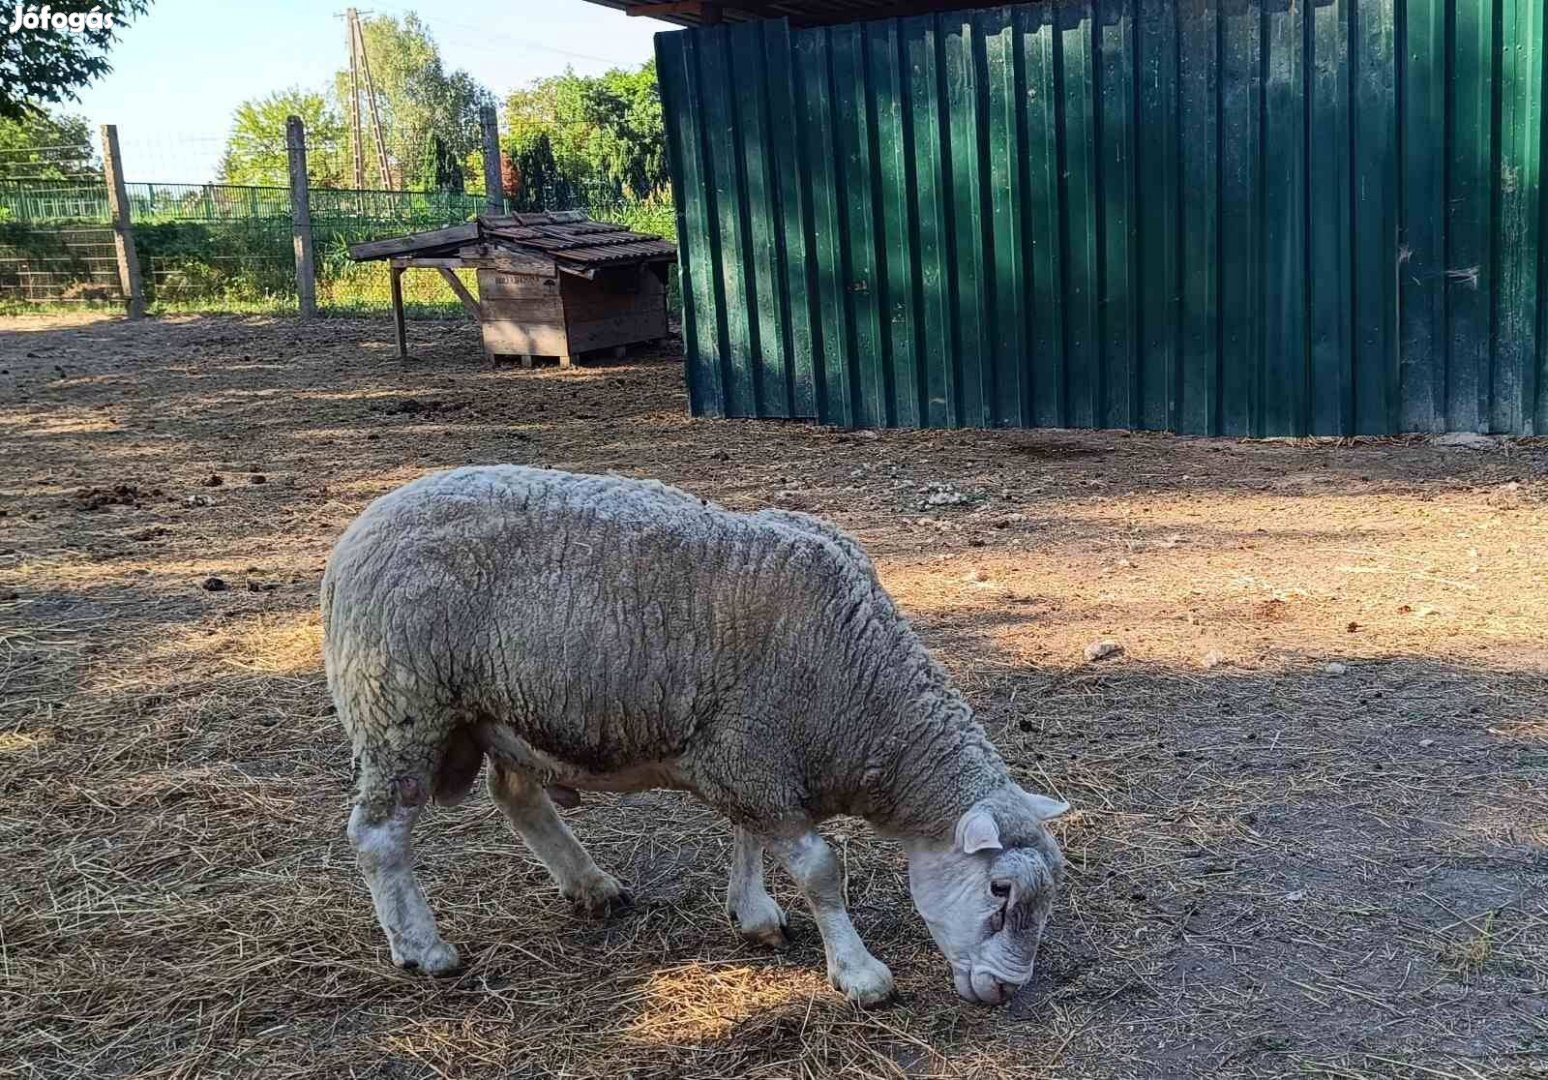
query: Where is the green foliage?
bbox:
[218,89,347,188]
[334,13,492,191]
[0,1,149,119]
[503,61,668,207]
[0,109,98,180]
[505,130,564,211]
[422,135,464,195]
[135,219,294,304]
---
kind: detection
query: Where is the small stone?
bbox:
[1419,738,1435,748]
[1324,662,1348,676]
[1085,640,1123,662]
[202,576,227,592]
[1200,650,1229,670]
[249,474,266,484]
[1284,890,1307,902]
[964,569,991,584]
[202,474,224,487]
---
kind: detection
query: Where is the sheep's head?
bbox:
[903,785,1068,1005]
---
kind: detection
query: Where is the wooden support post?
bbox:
[286,115,317,318]
[435,266,482,321]
[520,354,533,369]
[99,125,144,319]
[390,266,407,358]
[480,105,503,216]
[559,354,574,369]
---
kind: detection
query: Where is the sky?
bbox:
[68,0,674,183]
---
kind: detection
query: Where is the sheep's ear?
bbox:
[1023,790,1071,821]
[955,806,1003,854]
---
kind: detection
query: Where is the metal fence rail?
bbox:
[658,0,1547,436]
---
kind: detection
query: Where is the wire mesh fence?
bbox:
[0,178,120,308]
[0,136,118,308]
[0,133,677,316]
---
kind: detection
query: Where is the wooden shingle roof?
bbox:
[348,212,675,273]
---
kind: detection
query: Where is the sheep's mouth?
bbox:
[951,960,1032,1005]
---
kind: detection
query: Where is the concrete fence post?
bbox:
[99,124,144,319]
[286,115,317,318]
[480,105,503,216]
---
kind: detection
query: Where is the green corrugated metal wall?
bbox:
[655,0,1548,435]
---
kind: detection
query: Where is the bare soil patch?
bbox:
[1,313,1544,1078]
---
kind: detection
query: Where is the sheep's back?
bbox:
[322,466,868,776]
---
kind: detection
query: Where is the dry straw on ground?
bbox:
[1,314,1544,1078]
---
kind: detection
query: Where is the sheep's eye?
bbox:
[990,881,1011,899]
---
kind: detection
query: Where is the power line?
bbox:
[362,1,642,68]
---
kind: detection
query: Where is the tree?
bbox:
[502,61,667,208]
[0,1,150,120]
[334,13,493,191]
[504,130,565,212]
[218,89,347,188]
[0,110,98,180]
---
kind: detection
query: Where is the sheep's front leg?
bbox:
[768,831,895,1005]
[726,827,789,948]
[488,764,632,915]
[347,800,460,975]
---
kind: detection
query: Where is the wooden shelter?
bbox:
[348,212,676,368]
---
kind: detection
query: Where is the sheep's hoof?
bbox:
[566,874,634,918]
[393,939,461,977]
[728,898,791,950]
[742,919,791,950]
[829,954,896,1008]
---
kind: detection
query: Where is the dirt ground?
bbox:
[1,313,1544,1080]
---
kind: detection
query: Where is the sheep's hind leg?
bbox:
[725,827,789,948]
[488,764,632,916]
[347,777,460,975]
[768,830,894,1006]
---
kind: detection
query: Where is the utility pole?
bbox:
[346,8,365,189]
[353,11,393,189]
[480,105,503,216]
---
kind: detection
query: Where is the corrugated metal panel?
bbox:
[656,0,1548,435]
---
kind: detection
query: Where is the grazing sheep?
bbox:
[322,466,1069,1006]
